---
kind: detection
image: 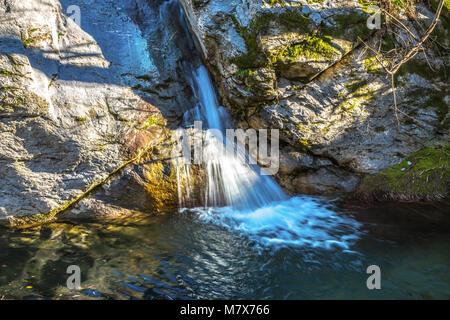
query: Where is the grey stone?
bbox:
[0,0,196,222]
[180,0,449,195]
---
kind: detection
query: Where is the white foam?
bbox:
[188,196,361,250]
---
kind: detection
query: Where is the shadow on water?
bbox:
[0,199,449,300]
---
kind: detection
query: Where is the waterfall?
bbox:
[163,0,286,210]
[188,66,287,209]
[156,0,361,250]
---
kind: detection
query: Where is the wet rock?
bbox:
[278,149,314,175]
[291,167,360,194]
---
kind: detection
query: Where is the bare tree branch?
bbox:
[389,0,445,74]
[381,8,420,42]
[359,0,445,127]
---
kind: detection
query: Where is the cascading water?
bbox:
[162,0,361,249]
[187,66,288,209]
[164,0,286,210]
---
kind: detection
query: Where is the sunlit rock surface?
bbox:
[0,0,197,225]
[180,0,449,196]
[0,0,448,226]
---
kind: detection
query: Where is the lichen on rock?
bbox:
[181,0,449,199]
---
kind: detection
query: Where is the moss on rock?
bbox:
[394,59,449,84]
[137,114,165,130]
[322,12,371,43]
[363,57,382,75]
[4,140,161,228]
[356,144,450,201]
[281,35,337,61]
[265,0,287,6]
[0,88,49,114]
[230,10,311,69]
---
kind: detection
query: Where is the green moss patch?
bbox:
[0,87,25,111]
[394,60,449,84]
[0,69,14,77]
[426,93,449,131]
[322,12,371,42]
[137,115,164,130]
[234,68,256,78]
[281,35,337,61]
[363,57,382,75]
[265,0,287,6]
[230,7,372,71]
[337,79,375,114]
[21,27,52,48]
[230,10,311,69]
[356,144,450,201]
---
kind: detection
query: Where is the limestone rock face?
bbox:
[0,0,197,225]
[180,0,449,196]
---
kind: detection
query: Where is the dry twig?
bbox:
[360,0,445,126]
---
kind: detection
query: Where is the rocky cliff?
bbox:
[180,0,449,199]
[0,0,448,227]
[0,0,202,226]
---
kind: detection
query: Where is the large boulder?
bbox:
[0,0,197,226]
[180,0,449,198]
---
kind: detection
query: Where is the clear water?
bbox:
[1,199,449,300]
